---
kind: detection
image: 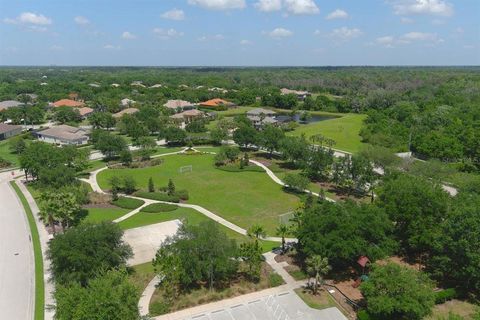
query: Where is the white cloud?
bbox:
[330,27,363,41]
[74,16,90,25]
[401,31,440,42]
[392,0,453,17]
[121,31,136,39]
[153,28,184,39]
[254,0,282,12]
[266,27,293,38]
[284,0,319,15]
[375,36,395,48]
[400,17,414,23]
[326,9,348,20]
[161,9,185,20]
[103,44,120,50]
[313,29,322,36]
[50,45,64,51]
[197,34,225,41]
[4,12,52,25]
[188,0,246,10]
[240,39,252,45]
[375,32,444,47]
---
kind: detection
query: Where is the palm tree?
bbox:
[275,224,289,253]
[247,224,266,240]
[306,255,331,294]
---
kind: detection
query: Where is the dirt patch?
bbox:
[88,192,112,206]
[377,255,423,271]
[82,203,117,209]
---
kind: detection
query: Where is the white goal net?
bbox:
[179,165,192,173]
[278,211,294,225]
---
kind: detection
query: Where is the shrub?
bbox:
[140,203,178,213]
[134,191,180,203]
[434,288,457,304]
[175,189,189,201]
[357,310,375,320]
[111,197,144,209]
[149,301,171,315]
[268,272,284,287]
[216,165,264,173]
[122,176,137,194]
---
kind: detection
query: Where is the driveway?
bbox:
[0,172,34,320]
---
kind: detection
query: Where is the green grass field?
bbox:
[10,182,44,320]
[0,139,19,167]
[288,113,367,153]
[97,153,300,234]
[82,207,130,224]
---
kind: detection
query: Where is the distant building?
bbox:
[130,81,146,88]
[280,88,311,100]
[51,99,85,108]
[36,125,89,145]
[208,87,228,94]
[89,83,101,88]
[149,84,163,88]
[120,98,135,107]
[68,92,80,101]
[78,107,94,119]
[113,108,139,118]
[0,100,23,111]
[170,109,204,123]
[199,98,235,109]
[0,123,22,140]
[111,83,121,88]
[163,99,195,112]
[246,108,278,128]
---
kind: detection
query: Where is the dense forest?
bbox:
[1,66,479,170]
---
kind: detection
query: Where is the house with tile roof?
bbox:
[199,98,235,110]
[163,99,196,112]
[113,108,139,118]
[36,124,89,145]
[51,99,85,108]
[0,123,22,140]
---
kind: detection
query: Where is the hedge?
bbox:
[111,197,145,209]
[434,288,457,304]
[216,165,264,173]
[134,191,180,203]
[140,203,178,213]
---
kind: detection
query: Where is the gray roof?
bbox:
[0,123,22,135]
[0,100,23,110]
[247,108,277,116]
[37,125,89,141]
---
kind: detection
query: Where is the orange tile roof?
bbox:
[199,98,230,107]
[52,99,85,108]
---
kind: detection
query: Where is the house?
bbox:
[149,84,163,88]
[163,99,195,112]
[36,125,89,145]
[199,98,235,109]
[113,108,139,118]
[0,123,22,140]
[247,108,278,128]
[130,81,146,88]
[280,88,311,100]
[40,82,48,86]
[51,99,85,108]
[111,83,121,88]
[78,107,94,119]
[120,98,135,107]
[170,109,204,124]
[0,100,23,111]
[89,83,101,88]
[68,92,80,101]
[208,87,228,94]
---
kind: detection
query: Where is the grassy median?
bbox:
[10,181,44,320]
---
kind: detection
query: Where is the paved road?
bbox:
[0,172,34,320]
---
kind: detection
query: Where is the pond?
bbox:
[276,113,339,124]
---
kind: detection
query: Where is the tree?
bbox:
[296,201,396,269]
[303,147,334,181]
[89,112,115,130]
[119,150,132,166]
[47,222,132,286]
[279,135,309,167]
[164,127,187,145]
[93,131,127,159]
[258,125,284,156]
[109,176,121,201]
[276,224,289,253]
[306,255,331,294]
[239,240,263,281]
[136,136,156,160]
[283,173,309,192]
[377,173,449,260]
[148,177,155,192]
[9,136,26,154]
[154,221,238,293]
[247,224,266,240]
[360,263,435,320]
[39,191,81,233]
[54,269,139,320]
[233,124,257,148]
[167,178,175,195]
[54,106,81,124]
[359,145,401,171]
[122,176,137,194]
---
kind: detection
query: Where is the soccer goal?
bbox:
[179,165,192,174]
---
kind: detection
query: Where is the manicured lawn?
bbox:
[10,182,44,320]
[128,261,155,292]
[294,288,337,310]
[117,206,279,252]
[425,299,479,320]
[82,207,130,224]
[151,146,184,156]
[288,113,367,153]
[212,106,255,117]
[0,139,19,167]
[98,153,300,234]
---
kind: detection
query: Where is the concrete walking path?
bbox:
[15,179,55,320]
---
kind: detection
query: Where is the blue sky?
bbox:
[0,0,479,66]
